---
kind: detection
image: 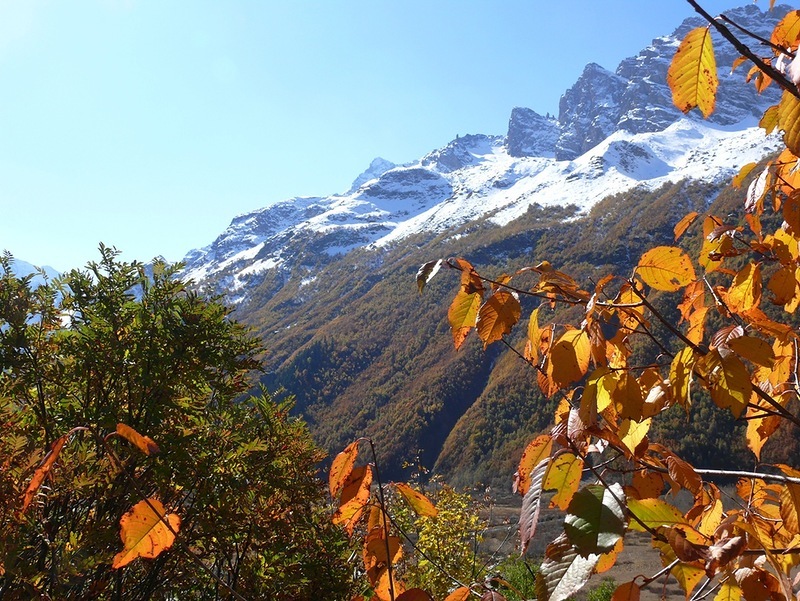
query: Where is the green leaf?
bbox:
[564,484,626,556]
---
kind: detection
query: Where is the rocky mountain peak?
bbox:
[505,107,559,158]
[348,157,397,194]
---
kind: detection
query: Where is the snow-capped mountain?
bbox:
[183,4,786,303]
[3,257,60,287]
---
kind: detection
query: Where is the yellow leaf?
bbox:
[393,482,437,518]
[476,290,521,349]
[725,262,762,314]
[668,26,718,118]
[516,434,553,496]
[670,346,697,410]
[543,452,583,510]
[779,90,800,156]
[619,418,651,456]
[732,163,757,189]
[637,246,696,292]
[714,581,742,601]
[524,306,542,364]
[699,350,751,418]
[760,103,779,135]
[685,306,708,346]
[627,497,688,532]
[448,289,482,350]
[329,441,360,498]
[116,423,160,456]
[546,328,591,388]
[112,499,180,569]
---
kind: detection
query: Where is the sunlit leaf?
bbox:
[627,497,688,532]
[636,246,696,292]
[727,335,774,369]
[516,434,553,496]
[112,499,180,569]
[619,418,651,456]
[21,434,68,513]
[448,289,482,350]
[476,290,521,349]
[564,483,626,556]
[668,26,718,118]
[547,328,591,389]
[714,581,742,601]
[595,538,624,574]
[536,533,599,601]
[733,163,757,189]
[116,423,160,456]
[329,441,359,498]
[700,350,751,418]
[544,452,583,510]
[524,306,542,363]
[443,588,472,601]
[779,90,800,156]
[333,465,373,535]
[393,482,437,518]
[771,10,800,50]
[674,211,699,240]
[630,469,664,500]
[766,265,798,307]
[725,262,762,314]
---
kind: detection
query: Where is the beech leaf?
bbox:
[636,246,696,292]
[112,499,180,569]
[667,26,718,118]
[116,423,160,456]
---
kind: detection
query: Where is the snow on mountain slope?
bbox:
[183,4,787,302]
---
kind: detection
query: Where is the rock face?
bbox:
[554,4,787,160]
[183,4,788,305]
[505,107,559,157]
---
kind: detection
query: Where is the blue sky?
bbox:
[1,0,756,271]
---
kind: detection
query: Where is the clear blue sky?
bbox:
[1,0,755,271]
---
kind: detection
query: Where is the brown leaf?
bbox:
[396,589,433,601]
[705,535,747,578]
[611,581,640,601]
[116,423,160,456]
[21,434,69,513]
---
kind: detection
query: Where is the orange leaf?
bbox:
[771,10,800,50]
[396,589,432,601]
[700,351,751,418]
[448,289,482,350]
[766,265,798,307]
[636,246,696,292]
[393,482,437,518]
[333,465,373,535]
[546,328,591,389]
[727,335,774,369]
[674,211,699,241]
[516,434,553,496]
[21,434,69,513]
[329,440,360,498]
[116,423,160,456]
[596,538,624,574]
[112,499,180,569]
[476,290,521,349]
[666,454,703,495]
[611,581,640,601]
[667,26,718,118]
[443,587,472,601]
